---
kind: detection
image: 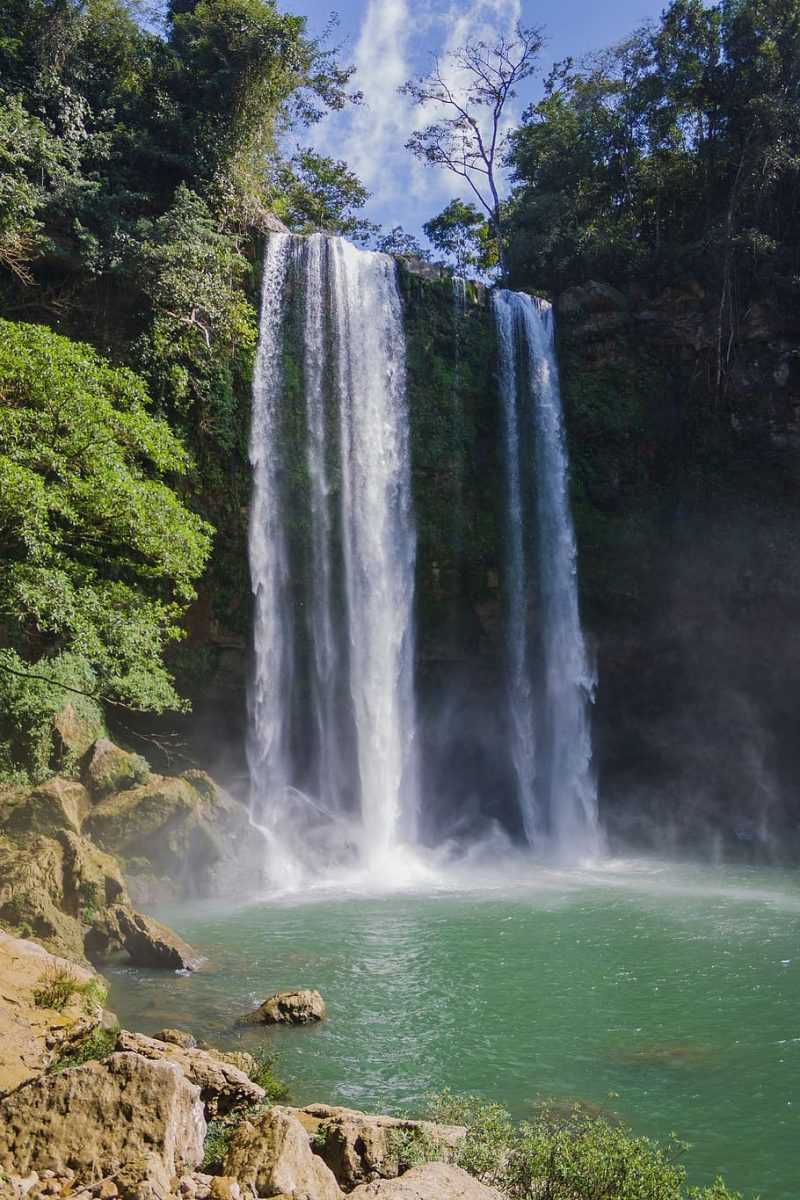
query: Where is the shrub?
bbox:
[33,965,108,1013]
[424,1093,741,1200]
[249,1046,290,1103]
[53,1026,118,1071]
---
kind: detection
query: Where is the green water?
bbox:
[108,860,800,1198]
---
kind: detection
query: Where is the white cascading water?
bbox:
[494,290,600,859]
[248,233,419,883]
[493,291,539,845]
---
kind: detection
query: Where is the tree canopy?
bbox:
[0,318,212,716]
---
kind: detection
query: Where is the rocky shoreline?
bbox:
[0,927,477,1200]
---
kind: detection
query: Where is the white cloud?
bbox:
[312,0,529,234]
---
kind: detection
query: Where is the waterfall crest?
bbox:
[248,233,418,882]
[494,289,600,859]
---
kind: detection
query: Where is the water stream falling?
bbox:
[248,233,418,882]
[494,290,600,858]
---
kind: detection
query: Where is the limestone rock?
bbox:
[4,778,90,838]
[85,739,150,801]
[115,1029,264,1116]
[51,702,104,771]
[0,930,103,1096]
[158,1027,197,1049]
[199,1046,257,1077]
[0,834,85,962]
[0,1052,206,1199]
[239,989,326,1026]
[348,1163,503,1200]
[83,773,250,898]
[57,829,128,916]
[224,1107,342,1200]
[292,1106,465,1190]
[88,905,202,971]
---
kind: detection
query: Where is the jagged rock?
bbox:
[224,1107,342,1200]
[83,773,251,898]
[0,834,85,962]
[52,702,104,771]
[238,989,326,1026]
[348,1163,503,1200]
[0,930,103,1096]
[0,1052,206,1199]
[57,828,128,916]
[3,778,91,838]
[292,1105,465,1190]
[87,905,202,971]
[115,1030,264,1116]
[158,1027,197,1049]
[199,1046,258,1077]
[85,739,150,800]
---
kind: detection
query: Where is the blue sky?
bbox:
[278,0,672,239]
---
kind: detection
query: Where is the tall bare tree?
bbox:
[401,25,543,271]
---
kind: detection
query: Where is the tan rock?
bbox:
[115,1030,264,1116]
[84,739,150,800]
[157,1027,197,1049]
[4,778,90,838]
[238,989,326,1026]
[224,1107,342,1200]
[290,1106,465,1190]
[91,905,202,971]
[348,1163,503,1200]
[0,1052,205,1199]
[51,703,104,771]
[209,1179,241,1200]
[0,834,85,962]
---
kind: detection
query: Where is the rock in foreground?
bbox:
[291,1104,466,1190]
[0,1052,206,1198]
[224,1106,342,1200]
[116,1029,264,1116]
[0,931,104,1096]
[239,988,326,1026]
[349,1163,503,1200]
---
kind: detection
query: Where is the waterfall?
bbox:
[248,233,418,881]
[494,290,600,858]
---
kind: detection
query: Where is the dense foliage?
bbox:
[426,1092,740,1200]
[0,320,211,733]
[506,0,800,309]
[0,0,365,778]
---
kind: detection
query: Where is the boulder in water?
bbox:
[88,904,202,971]
[238,988,326,1026]
[224,1106,342,1200]
[157,1027,197,1049]
[0,1051,206,1198]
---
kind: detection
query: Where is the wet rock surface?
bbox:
[239,989,326,1026]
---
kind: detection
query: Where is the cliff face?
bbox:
[179,256,800,858]
[559,280,800,856]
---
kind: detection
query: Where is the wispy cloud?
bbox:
[313,0,528,233]
[341,0,414,195]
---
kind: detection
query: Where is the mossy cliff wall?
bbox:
[178,252,800,856]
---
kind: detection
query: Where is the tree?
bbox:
[401,24,543,270]
[423,198,498,278]
[374,226,431,259]
[0,319,213,719]
[273,149,378,243]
